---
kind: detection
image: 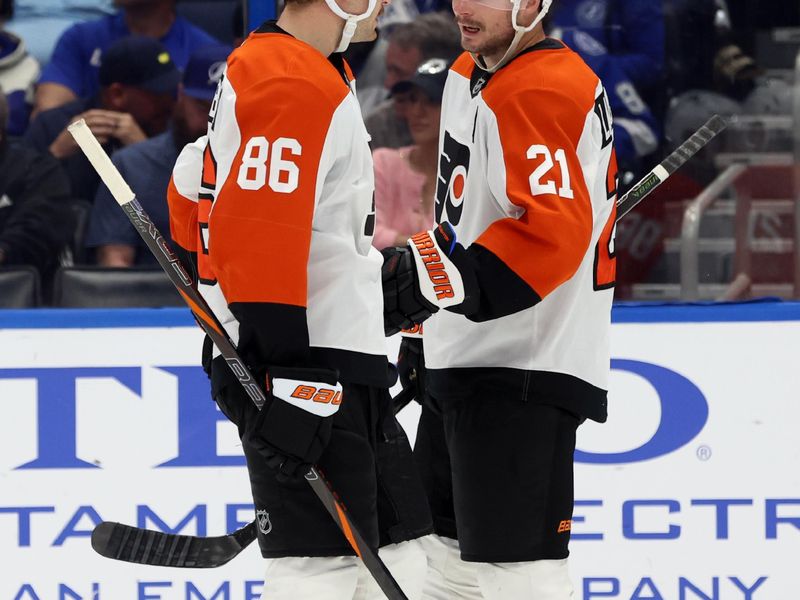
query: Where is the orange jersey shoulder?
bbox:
[481,41,600,142]
[226,32,351,109]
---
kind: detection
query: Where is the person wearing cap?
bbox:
[84,44,230,267]
[24,34,179,203]
[362,13,461,149]
[33,0,219,115]
[372,57,449,249]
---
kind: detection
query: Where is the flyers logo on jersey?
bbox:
[436,131,470,226]
[557,520,572,533]
[410,231,455,301]
[290,385,343,405]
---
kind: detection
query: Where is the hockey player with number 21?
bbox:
[166,0,435,597]
[381,0,618,597]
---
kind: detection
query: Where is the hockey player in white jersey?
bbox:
[167,0,436,597]
[381,0,618,597]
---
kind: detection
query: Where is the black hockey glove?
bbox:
[382,246,434,336]
[382,222,479,336]
[397,335,427,405]
[244,366,341,483]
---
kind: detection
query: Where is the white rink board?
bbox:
[1,306,800,600]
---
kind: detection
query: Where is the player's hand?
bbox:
[244,366,341,482]
[111,112,147,146]
[382,222,480,336]
[381,245,434,336]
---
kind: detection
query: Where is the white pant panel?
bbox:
[475,558,574,600]
[419,534,482,600]
[354,539,429,600]
[260,555,360,600]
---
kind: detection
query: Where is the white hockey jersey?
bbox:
[167,22,391,386]
[424,40,617,421]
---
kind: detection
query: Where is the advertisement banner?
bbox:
[1,306,799,599]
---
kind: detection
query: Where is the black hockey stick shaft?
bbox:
[68,120,408,599]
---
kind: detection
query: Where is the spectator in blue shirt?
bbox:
[7,0,113,65]
[85,44,229,267]
[25,35,180,203]
[557,29,660,181]
[549,0,665,93]
[34,0,218,115]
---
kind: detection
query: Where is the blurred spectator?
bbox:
[34,0,218,115]
[549,0,665,93]
[364,12,460,149]
[0,0,39,136]
[557,30,659,183]
[0,91,73,280]
[86,44,229,267]
[372,58,447,249]
[24,35,179,203]
[7,0,113,65]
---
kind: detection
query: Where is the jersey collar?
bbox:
[470,37,565,97]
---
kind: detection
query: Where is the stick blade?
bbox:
[91,521,256,568]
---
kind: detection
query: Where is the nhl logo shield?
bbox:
[256,510,272,535]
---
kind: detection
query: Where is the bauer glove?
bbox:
[382,222,479,336]
[244,366,341,483]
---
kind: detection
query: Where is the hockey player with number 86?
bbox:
[166,0,435,597]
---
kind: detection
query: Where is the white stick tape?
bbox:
[67,118,136,206]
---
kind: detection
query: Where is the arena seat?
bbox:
[177,0,239,45]
[52,267,184,308]
[0,266,42,308]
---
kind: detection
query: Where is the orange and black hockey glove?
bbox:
[382,222,479,336]
[243,366,341,483]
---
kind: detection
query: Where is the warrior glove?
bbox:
[382,222,479,336]
[245,367,342,483]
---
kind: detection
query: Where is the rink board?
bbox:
[1,303,799,600]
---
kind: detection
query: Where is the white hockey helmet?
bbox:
[468,0,553,73]
[324,0,380,53]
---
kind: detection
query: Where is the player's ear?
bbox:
[518,0,543,26]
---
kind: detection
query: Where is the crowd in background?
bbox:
[0,0,797,305]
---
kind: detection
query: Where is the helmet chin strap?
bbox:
[324,0,379,53]
[470,0,552,73]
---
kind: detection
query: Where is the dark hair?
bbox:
[389,12,462,61]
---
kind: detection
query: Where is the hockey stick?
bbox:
[76,113,730,575]
[616,114,728,219]
[68,121,409,599]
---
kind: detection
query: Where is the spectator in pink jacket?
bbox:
[372,57,449,249]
